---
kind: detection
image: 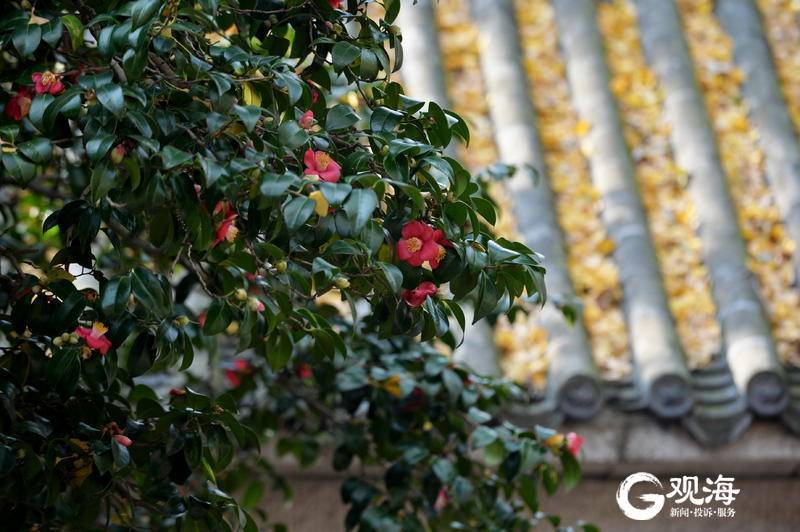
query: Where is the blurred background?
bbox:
[267,0,800,529]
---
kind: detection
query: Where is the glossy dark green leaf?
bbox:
[161,146,193,170]
[343,188,377,233]
[95,83,125,117]
[278,121,309,149]
[12,22,41,57]
[326,104,360,130]
[61,14,83,49]
[282,197,315,231]
[130,0,162,29]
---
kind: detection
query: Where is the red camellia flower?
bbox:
[402,281,438,308]
[5,87,32,121]
[212,201,238,247]
[32,71,65,95]
[303,149,341,183]
[328,0,343,9]
[397,221,440,267]
[225,359,252,388]
[299,110,314,130]
[566,431,584,457]
[169,388,187,397]
[296,362,313,380]
[75,322,112,355]
[429,229,453,269]
[113,434,133,447]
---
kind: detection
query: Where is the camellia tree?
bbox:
[0,0,589,530]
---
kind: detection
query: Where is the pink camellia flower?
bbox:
[402,281,438,308]
[113,434,133,447]
[212,201,239,247]
[75,322,113,355]
[299,110,314,130]
[434,487,449,512]
[566,432,584,457]
[303,149,341,183]
[397,221,440,267]
[32,71,65,95]
[5,87,32,121]
[198,311,207,328]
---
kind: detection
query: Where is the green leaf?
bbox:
[130,0,162,29]
[2,153,36,185]
[17,138,52,164]
[442,368,463,401]
[204,300,232,335]
[161,146,193,169]
[432,458,455,484]
[560,450,581,491]
[260,173,296,197]
[85,134,115,162]
[61,15,84,50]
[278,121,309,149]
[268,329,293,371]
[471,426,497,449]
[41,18,64,47]
[519,475,539,513]
[12,22,41,57]
[0,445,14,477]
[282,197,315,231]
[332,41,360,70]
[472,196,497,225]
[131,268,170,316]
[96,83,125,117]
[234,105,261,132]
[28,95,54,130]
[343,188,377,233]
[336,365,368,391]
[319,182,352,205]
[377,262,403,293]
[101,276,132,316]
[370,106,403,133]
[326,104,359,130]
[473,272,499,323]
[384,0,401,23]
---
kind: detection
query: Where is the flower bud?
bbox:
[248,297,265,312]
[69,333,79,344]
[113,434,133,447]
[175,315,190,326]
[235,288,248,301]
[61,333,71,342]
[276,260,288,273]
[335,277,350,289]
[110,144,126,165]
[53,337,63,347]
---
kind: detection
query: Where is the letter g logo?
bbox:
[616,472,665,520]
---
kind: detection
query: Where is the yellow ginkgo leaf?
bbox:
[242,82,261,107]
[381,375,403,398]
[309,190,329,217]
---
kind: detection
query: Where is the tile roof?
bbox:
[397,0,800,444]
